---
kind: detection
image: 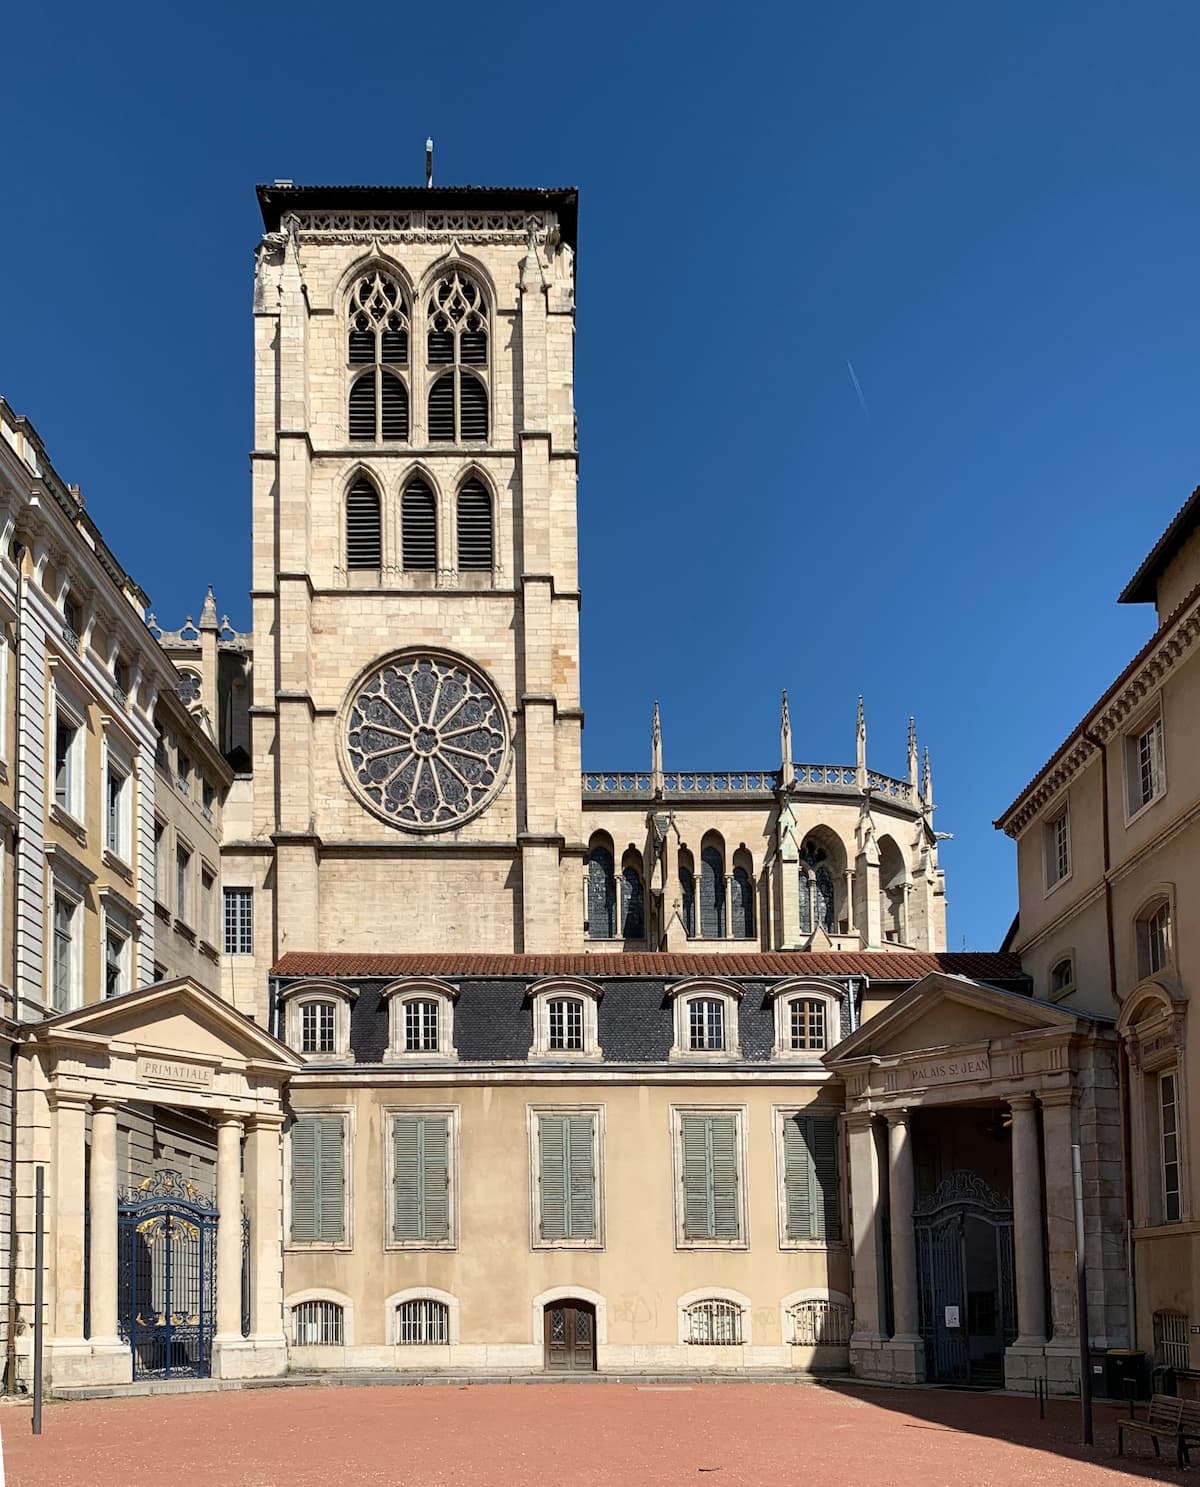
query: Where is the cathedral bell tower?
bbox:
[249,183,582,958]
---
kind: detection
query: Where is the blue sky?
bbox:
[3,1,1198,950]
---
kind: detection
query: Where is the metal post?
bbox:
[32,1165,44,1436]
[1072,1144,1093,1446]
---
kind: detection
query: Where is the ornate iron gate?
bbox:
[118,1170,218,1380]
[914,1170,1016,1385]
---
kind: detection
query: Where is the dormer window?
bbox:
[529,978,602,1060]
[769,981,841,1060]
[280,981,356,1062]
[668,980,742,1060]
[382,979,459,1062]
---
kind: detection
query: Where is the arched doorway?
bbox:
[543,1298,596,1372]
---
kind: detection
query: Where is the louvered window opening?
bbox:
[731,865,754,939]
[587,846,616,938]
[392,1114,450,1243]
[426,271,489,443]
[346,480,382,570]
[689,998,724,1051]
[620,866,644,939]
[428,371,488,443]
[699,846,725,938]
[402,482,437,570]
[348,272,409,441]
[790,998,826,1051]
[548,998,584,1051]
[789,1299,850,1347]
[301,1001,336,1054]
[398,1299,449,1345]
[686,1299,743,1346]
[292,1300,344,1347]
[404,999,439,1052]
[456,479,493,570]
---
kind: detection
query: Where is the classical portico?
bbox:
[22,978,300,1389]
[826,973,1128,1394]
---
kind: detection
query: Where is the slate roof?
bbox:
[273,950,1024,982]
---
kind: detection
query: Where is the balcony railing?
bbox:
[582,765,915,803]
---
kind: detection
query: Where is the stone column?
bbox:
[242,1114,288,1376]
[1039,1090,1080,1395]
[214,1115,244,1342]
[886,1111,923,1360]
[847,1113,885,1374]
[48,1091,89,1344]
[1009,1095,1047,1348]
[723,873,733,939]
[87,1100,120,1344]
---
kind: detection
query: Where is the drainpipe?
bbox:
[5,544,25,1394]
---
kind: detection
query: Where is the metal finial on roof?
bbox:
[426,138,434,188]
[651,701,663,791]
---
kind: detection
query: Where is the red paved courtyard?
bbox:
[1,1382,1190,1487]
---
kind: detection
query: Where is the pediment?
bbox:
[36,978,301,1070]
[826,972,1094,1065]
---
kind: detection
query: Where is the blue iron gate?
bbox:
[118,1170,218,1379]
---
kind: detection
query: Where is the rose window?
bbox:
[343,652,509,830]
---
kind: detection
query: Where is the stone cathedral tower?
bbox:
[236,184,582,987]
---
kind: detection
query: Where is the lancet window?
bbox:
[347,271,409,442]
[427,271,489,442]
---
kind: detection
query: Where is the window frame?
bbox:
[676,1287,751,1347]
[529,977,602,1061]
[174,840,192,927]
[281,981,357,1062]
[385,1288,461,1347]
[1135,894,1173,980]
[773,1105,845,1250]
[383,1105,460,1253]
[769,981,841,1060]
[103,748,133,865]
[284,1107,354,1252]
[382,978,459,1062]
[1160,1070,1181,1225]
[1124,708,1167,822]
[667,979,742,1061]
[51,684,86,828]
[1048,954,1075,1001]
[286,1289,355,1348]
[103,913,131,999]
[1043,801,1071,892]
[780,1288,853,1349]
[223,885,253,956]
[527,1103,605,1251]
[670,1104,750,1251]
[49,882,83,1013]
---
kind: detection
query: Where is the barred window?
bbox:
[292,1300,344,1346]
[685,1298,743,1345]
[789,999,826,1052]
[223,887,253,955]
[787,1298,850,1347]
[1153,1309,1189,1370]
[397,1298,449,1345]
[549,998,584,1051]
[404,999,439,1052]
[301,1001,336,1055]
[688,998,724,1051]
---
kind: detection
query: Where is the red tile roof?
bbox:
[272,950,1024,981]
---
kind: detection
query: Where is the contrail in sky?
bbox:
[846,359,870,419]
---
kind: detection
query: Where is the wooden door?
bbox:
[543,1301,596,1371]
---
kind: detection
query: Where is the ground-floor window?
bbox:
[684,1297,743,1345]
[787,1298,850,1346]
[397,1298,449,1344]
[1153,1309,1189,1369]
[292,1299,344,1346]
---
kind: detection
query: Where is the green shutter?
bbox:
[681,1113,739,1241]
[538,1114,595,1240]
[291,1116,344,1243]
[784,1114,840,1241]
[393,1115,450,1242]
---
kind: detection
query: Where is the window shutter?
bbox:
[379,372,409,441]
[456,480,493,570]
[538,1115,567,1239]
[402,482,437,571]
[708,1114,739,1240]
[784,1114,840,1241]
[393,1115,450,1242]
[428,373,456,440]
[348,374,376,440]
[291,1117,344,1243]
[345,480,381,570]
[682,1113,730,1240]
[567,1114,596,1239]
[459,374,488,441]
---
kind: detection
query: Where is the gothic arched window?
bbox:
[347,271,409,442]
[456,479,493,571]
[700,843,726,939]
[587,841,616,939]
[799,842,835,935]
[731,865,755,940]
[346,478,382,572]
[402,481,437,571]
[620,864,644,940]
[427,271,489,443]
[679,863,696,937]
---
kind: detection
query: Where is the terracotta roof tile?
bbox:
[271,950,1024,982]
